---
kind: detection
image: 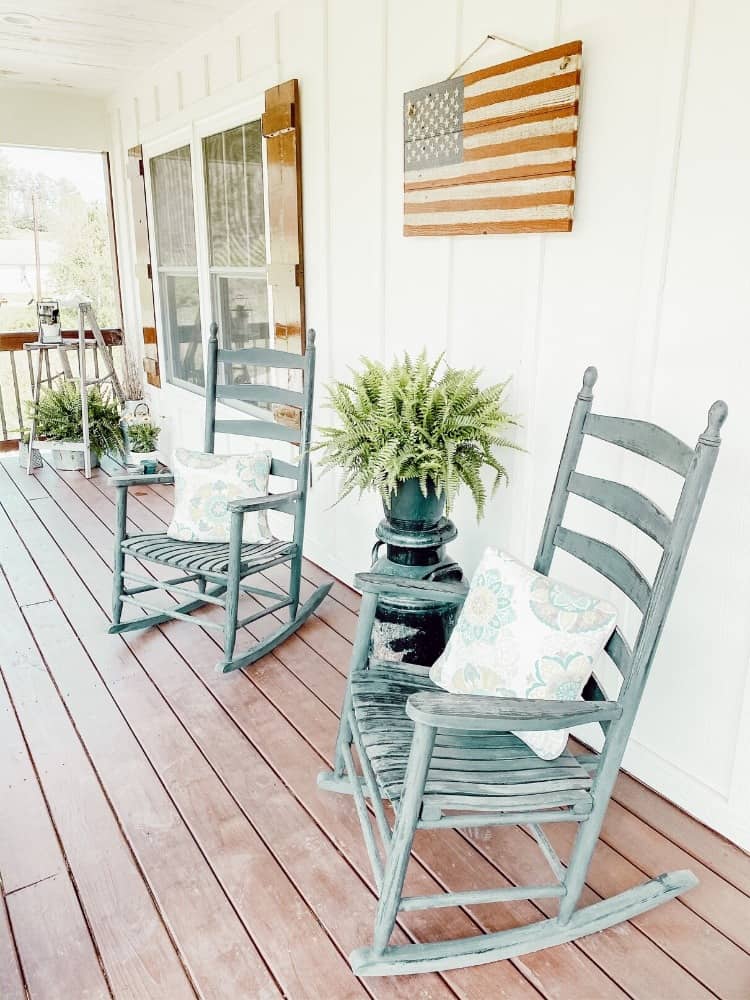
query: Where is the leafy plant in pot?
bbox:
[316,351,520,527]
[126,419,160,471]
[28,382,125,471]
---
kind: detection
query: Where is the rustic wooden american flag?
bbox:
[403,41,582,236]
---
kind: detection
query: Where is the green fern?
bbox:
[315,352,521,519]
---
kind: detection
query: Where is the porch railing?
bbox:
[0,330,124,452]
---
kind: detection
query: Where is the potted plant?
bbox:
[28,382,125,471]
[316,352,519,526]
[126,419,160,471]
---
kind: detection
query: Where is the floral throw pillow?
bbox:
[429,548,617,760]
[167,448,273,544]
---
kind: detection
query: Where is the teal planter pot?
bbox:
[384,478,445,531]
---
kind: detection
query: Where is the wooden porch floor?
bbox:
[1,456,749,1000]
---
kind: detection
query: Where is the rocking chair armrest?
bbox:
[406,691,622,732]
[112,473,175,488]
[228,490,301,514]
[354,573,469,606]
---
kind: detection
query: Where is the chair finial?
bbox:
[578,365,598,401]
[209,321,218,342]
[307,328,316,347]
[701,400,728,445]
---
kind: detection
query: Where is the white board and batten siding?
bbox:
[106,0,750,852]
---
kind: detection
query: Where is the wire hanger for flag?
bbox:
[447,33,535,80]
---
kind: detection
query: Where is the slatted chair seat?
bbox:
[352,664,593,814]
[120,532,297,577]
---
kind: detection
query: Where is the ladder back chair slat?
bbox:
[215,383,305,408]
[604,627,632,680]
[270,457,300,479]
[213,418,301,444]
[567,471,672,547]
[553,525,652,613]
[583,412,694,476]
[217,346,309,369]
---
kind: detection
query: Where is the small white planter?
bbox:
[50,440,99,472]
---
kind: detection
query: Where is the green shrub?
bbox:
[316,352,520,519]
[29,382,124,458]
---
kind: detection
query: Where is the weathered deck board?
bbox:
[0,456,748,1000]
[0,888,25,1000]
[0,668,110,999]
[0,575,195,1000]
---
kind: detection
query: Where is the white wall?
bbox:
[0,84,108,150]
[107,0,750,850]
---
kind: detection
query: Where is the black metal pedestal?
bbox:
[369,515,465,665]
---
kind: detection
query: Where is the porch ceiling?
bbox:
[0,0,255,94]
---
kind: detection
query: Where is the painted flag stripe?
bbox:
[404,218,573,236]
[403,204,572,227]
[464,53,581,101]
[404,189,574,214]
[464,114,578,150]
[462,41,582,87]
[464,84,579,125]
[405,155,576,192]
[465,131,576,163]
[464,102,579,138]
[404,174,575,204]
[464,70,580,114]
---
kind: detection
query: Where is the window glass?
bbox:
[203,121,271,397]
[203,121,265,269]
[150,145,203,388]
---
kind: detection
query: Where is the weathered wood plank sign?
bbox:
[403,40,582,236]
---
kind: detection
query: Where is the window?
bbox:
[150,145,203,389]
[203,120,272,394]
[145,80,305,407]
[0,145,120,334]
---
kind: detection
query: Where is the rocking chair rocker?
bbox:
[319,366,727,976]
[109,324,331,673]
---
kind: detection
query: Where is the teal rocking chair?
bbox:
[319,366,727,976]
[109,324,331,673]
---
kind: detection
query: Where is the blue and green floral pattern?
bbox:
[167,448,273,544]
[456,568,515,643]
[430,548,617,760]
[529,577,616,634]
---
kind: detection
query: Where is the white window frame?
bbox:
[143,125,204,397]
[143,97,274,418]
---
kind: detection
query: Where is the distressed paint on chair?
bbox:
[109,323,331,673]
[319,366,727,975]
